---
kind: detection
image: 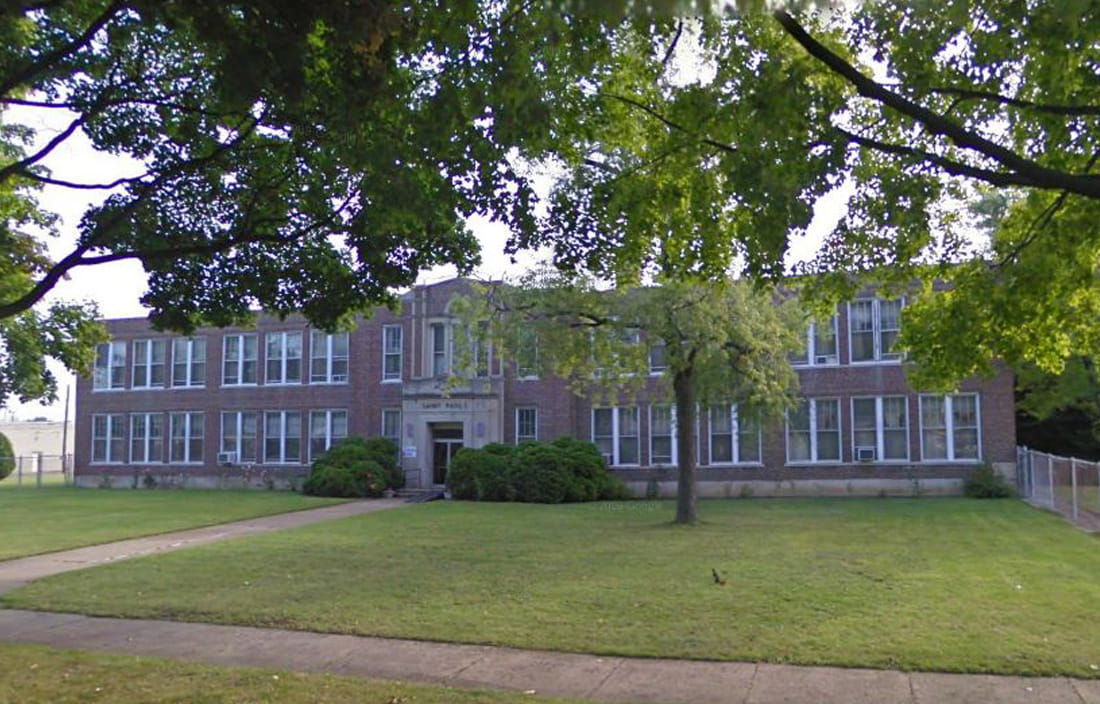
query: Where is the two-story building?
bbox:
[74,278,1016,495]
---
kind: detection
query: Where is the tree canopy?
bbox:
[455,271,804,523]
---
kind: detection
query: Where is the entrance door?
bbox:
[431,424,464,485]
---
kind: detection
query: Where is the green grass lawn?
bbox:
[0,485,345,561]
[6,498,1100,677]
[0,644,588,704]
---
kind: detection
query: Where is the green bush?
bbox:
[446,438,630,504]
[509,443,571,504]
[303,459,388,498]
[963,462,1017,499]
[303,436,400,497]
[0,432,12,481]
[447,446,513,501]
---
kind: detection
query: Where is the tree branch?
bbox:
[21,170,150,190]
[927,86,1100,117]
[600,92,737,155]
[0,113,86,184]
[0,0,126,97]
[774,10,1100,200]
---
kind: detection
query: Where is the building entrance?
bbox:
[430,423,464,485]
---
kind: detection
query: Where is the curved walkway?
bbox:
[1,502,1097,704]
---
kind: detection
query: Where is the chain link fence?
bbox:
[1017,446,1100,531]
[0,454,73,487]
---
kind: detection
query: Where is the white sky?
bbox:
[4,105,842,421]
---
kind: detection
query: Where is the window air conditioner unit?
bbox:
[815,355,835,365]
[855,446,876,462]
[217,451,237,466]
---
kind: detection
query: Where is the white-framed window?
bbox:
[650,405,676,466]
[382,325,403,381]
[168,411,204,464]
[851,396,909,462]
[920,394,981,461]
[430,322,451,376]
[516,328,538,379]
[786,398,841,463]
[790,316,838,366]
[93,341,127,390]
[472,323,492,378]
[265,331,302,385]
[849,299,904,363]
[222,333,258,386]
[592,406,639,466]
[171,338,206,387]
[220,411,259,463]
[310,332,349,384]
[131,339,166,389]
[382,409,402,448]
[309,410,348,461]
[91,413,125,463]
[708,404,761,464]
[264,410,302,464]
[129,413,164,463]
[649,340,668,374]
[516,407,538,443]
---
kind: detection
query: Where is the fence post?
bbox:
[1048,454,1055,509]
[16,455,22,486]
[34,452,42,489]
[1071,458,1079,522]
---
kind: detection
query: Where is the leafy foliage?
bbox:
[963,463,1017,499]
[0,430,12,480]
[303,436,399,497]
[445,438,629,504]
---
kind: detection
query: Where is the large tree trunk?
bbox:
[673,367,698,525]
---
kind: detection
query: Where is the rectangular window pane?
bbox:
[592,408,613,464]
[517,408,537,442]
[710,405,733,464]
[650,406,673,464]
[814,318,838,361]
[738,411,760,463]
[618,407,638,465]
[850,301,874,362]
[921,396,948,460]
[879,299,903,359]
[853,398,877,451]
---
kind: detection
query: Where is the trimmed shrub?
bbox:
[303,436,400,497]
[964,462,1017,499]
[303,459,388,498]
[0,432,12,481]
[509,443,571,504]
[447,446,513,501]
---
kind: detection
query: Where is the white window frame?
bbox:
[131,339,166,389]
[220,411,259,463]
[791,316,839,367]
[591,406,640,467]
[309,410,348,462]
[168,411,204,464]
[381,409,402,447]
[429,322,452,376]
[785,398,842,464]
[847,298,905,364]
[382,325,403,382]
[707,404,762,466]
[850,396,910,463]
[310,332,349,384]
[93,341,127,391]
[222,333,258,386]
[91,413,125,463]
[516,407,538,443]
[264,410,303,464]
[516,328,538,379]
[648,340,668,375]
[919,393,982,462]
[171,338,206,388]
[649,405,677,466]
[129,412,164,464]
[265,331,303,385]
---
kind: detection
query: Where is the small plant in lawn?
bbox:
[141,468,157,490]
[964,462,1017,498]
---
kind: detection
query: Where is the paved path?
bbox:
[1,499,1098,703]
[2,610,1097,704]
[0,499,407,595]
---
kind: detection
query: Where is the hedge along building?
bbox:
[74,278,1016,494]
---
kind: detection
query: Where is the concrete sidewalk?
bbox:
[0,499,406,595]
[1,609,1097,704]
